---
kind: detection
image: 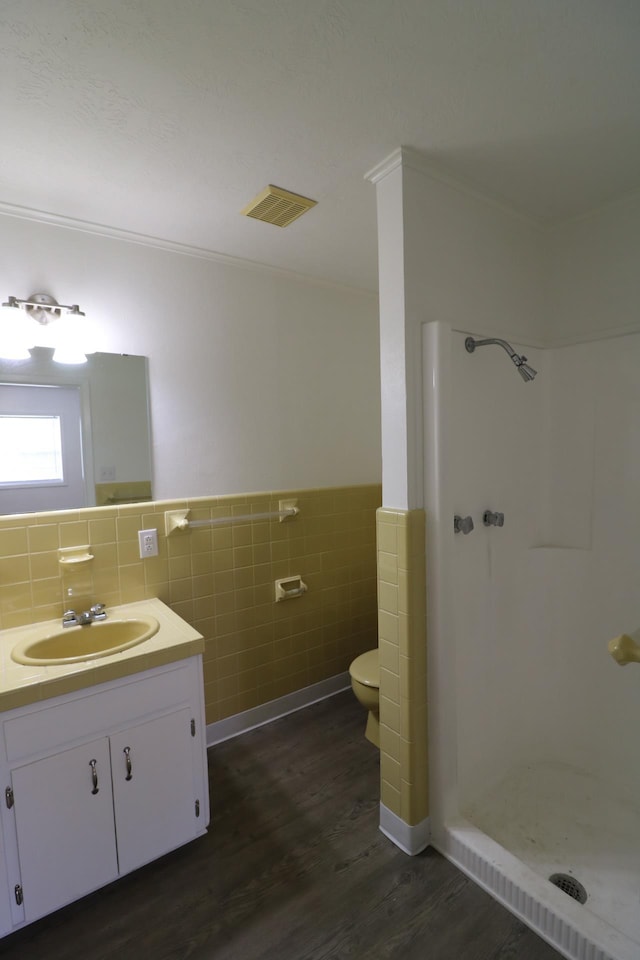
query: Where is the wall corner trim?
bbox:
[379,803,431,856]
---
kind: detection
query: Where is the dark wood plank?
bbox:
[0,691,562,960]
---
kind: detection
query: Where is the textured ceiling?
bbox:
[1,0,639,291]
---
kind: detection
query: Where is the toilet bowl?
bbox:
[349,648,380,747]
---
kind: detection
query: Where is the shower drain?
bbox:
[549,873,588,904]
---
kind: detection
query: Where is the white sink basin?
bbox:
[11,616,160,666]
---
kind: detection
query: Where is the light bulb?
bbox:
[52,311,88,364]
[0,304,36,360]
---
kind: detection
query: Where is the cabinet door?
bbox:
[110,708,199,875]
[0,832,13,936]
[11,738,118,923]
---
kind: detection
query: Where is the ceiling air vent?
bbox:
[241,185,317,227]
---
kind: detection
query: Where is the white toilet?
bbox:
[349,649,380,747]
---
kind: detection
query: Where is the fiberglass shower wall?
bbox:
[449,330,546,809]
[538,333,640,802]
[451,329,640,816]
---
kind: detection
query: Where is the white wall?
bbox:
[540,194,640,799]
[371,149,547,511]
[448,330,550,803]
[401,164,547,345]
[537,333,640,800]
[451,331,640,809]
[586,334,640,797]
[548,192,640,345]
[442,192,640,806]
[373,153,640,819]
[0,214,381,499]
[371,152,555,829]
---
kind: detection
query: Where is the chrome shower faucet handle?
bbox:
[454,515,474,535]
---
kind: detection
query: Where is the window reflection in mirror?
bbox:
[0,349,153,516]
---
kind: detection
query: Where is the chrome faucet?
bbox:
[62,604,107,627]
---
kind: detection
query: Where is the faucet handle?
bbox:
[608,633,640,666]
[63,609,77,621]
[90,603,107,619]
[454,515,474,535]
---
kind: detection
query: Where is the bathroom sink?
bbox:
[11,615,160,666]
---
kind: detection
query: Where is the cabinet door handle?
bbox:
[123,746,133,781]
[89,758,99,795]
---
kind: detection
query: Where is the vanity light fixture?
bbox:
[1,293,89,364]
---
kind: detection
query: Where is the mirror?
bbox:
[0,349,152,516]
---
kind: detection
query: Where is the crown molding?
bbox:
[364,148,404,185]
[547,321,640,348]
[366,146,544,228]
[546,183,640,231]
[452,320,640,350]
[0,199,377,299]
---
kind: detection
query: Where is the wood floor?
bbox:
[1,691,563,960]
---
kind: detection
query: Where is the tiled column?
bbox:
[377,507,428,829]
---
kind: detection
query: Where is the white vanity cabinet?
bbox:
[10,736,119,923]
[0,831,13,935]
[0,655,209,932]
[109,707,201,876]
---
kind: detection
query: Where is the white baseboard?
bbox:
[206,673,350,747]
[379,803,431,856]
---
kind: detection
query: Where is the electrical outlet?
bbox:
[138,528,158,558]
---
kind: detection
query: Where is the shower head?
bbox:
[517,361,537,382]
[465,336,537,383]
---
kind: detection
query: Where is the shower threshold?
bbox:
[448,761,640,960]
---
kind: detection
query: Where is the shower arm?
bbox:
[464,335,537,383]
[465,337,522,367]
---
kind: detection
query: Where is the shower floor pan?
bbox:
[462,761,640,957]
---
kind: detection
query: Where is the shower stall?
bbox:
[424,322,640,960]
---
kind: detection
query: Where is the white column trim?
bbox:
[379,803,431,856]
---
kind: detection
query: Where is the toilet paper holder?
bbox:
[275,575,308,602]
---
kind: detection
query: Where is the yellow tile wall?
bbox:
[0,485,381,724]
[377,507,428,826]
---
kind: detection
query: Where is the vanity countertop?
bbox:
[0,598,204,711]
